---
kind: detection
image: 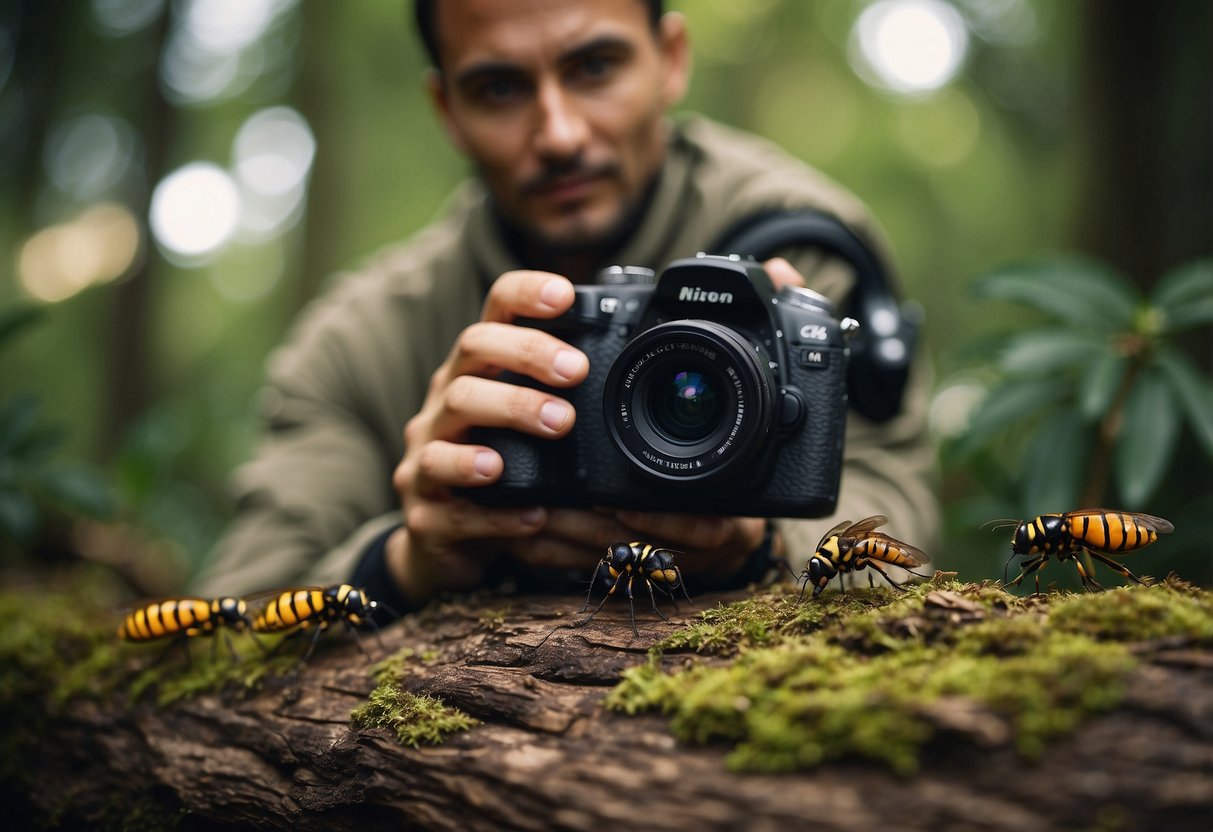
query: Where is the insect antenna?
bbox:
[982,518,1022,532]
[1001,550,1020,584]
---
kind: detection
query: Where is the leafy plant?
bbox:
[944,255,1212,514]
[0,304,117,552]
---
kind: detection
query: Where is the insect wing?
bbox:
[815,520,854,551]
[842,515,889,539]
[861,532,931,567]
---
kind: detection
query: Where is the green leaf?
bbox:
[1152,259,1213,333]
[997,329,1107,375]
[1022,409,1089,515]
[0,393,48,457]
[1151,259,1213,308]
[950,377,1070,458]
[973,257,1140,330]
[1077,352,1126,420]
[0,488,39,543]
[1114,372,1180,506]
[35,462,118,519]
[1154,346,1213,460]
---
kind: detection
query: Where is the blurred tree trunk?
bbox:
[99,7,174,457]
[1075,0,1212,341]
[295,0,342,311]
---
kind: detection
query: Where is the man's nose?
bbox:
[533,81,588,159]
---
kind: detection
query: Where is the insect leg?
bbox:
[576,567,626,628]
[673,565,693,606]
[581,558,609,614]
[644,577,671,624]
[342,619,374,660]
[626,573,638,636]
[1086,549,1150,588]
[866,559,908,592]
[295,622,327,669]
[151,634,188,668]
[1005,554,1047,590]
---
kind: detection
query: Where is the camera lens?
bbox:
[604,321,776,484]
[649,368,721,442]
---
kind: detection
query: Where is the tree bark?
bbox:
[19,589,1213,832]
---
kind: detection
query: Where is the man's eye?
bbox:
[570,53,618,84]
[471,76,526,105]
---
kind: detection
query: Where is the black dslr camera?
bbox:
[468,254,855,518]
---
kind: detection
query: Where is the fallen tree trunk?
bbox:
[12,584,1213,831]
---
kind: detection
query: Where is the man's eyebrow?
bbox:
[558,34,635,66]
[452,35,635,89]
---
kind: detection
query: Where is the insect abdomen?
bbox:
[118,599,213,641]
[856,537,913,566]
[1070,512,1157,552]
[254,589,326,631]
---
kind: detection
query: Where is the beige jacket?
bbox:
[191,115,939,596]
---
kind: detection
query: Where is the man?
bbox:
[191,0,939,609]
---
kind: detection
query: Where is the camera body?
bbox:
[468,254,852,518]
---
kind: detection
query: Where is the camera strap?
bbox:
[708,209,921,423]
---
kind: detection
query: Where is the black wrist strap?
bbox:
[350,523,414,623]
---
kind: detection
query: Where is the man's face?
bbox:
[428,0,689,254]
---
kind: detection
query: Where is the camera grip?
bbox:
[461,426,548,504]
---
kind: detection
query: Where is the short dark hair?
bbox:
[413,0,666,71]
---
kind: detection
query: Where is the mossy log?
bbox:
[8,580,1213,831]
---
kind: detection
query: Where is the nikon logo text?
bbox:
[679,286,734,304]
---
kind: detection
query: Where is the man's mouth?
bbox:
[522,162,618,205]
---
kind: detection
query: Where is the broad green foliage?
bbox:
[947,256,1212,513]
[0,305,117,551]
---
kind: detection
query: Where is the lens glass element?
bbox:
[649,368,720,442]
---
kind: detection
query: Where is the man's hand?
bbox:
[388,257,805,604]
[498,257,804,582]
[387,270,589,605]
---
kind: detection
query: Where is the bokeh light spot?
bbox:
[150,162,240,260]
[851,0,969,95]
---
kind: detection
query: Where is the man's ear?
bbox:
[657,11,691,107]
[425,68,468,156]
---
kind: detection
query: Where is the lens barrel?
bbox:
[603,321,776,484]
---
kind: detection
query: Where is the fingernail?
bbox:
[552,349,584,380]
[474,451,496,478]
[539,278,570,309]
[520,507,544,525]
[540,400,571,431]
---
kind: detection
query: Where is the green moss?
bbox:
[607,580,1211,774]
[353,645,478,747]
[1048,579,1213,643]
[351,682,479,747]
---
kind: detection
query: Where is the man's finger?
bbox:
[446,320,587,387]
[762,256,806,291]
[481,270,575,324]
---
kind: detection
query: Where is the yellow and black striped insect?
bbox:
[250,584,386,670]
[794,515,930,600]
[580,541,693,635]
[117,596,255,664]
[999,508,1173,593]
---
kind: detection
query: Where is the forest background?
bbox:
[1,0,1209,595]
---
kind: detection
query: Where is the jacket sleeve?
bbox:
[187,359,402,597]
